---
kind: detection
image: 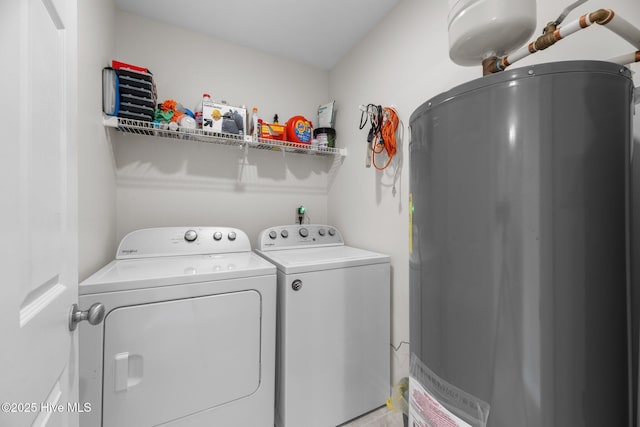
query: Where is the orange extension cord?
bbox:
[371,107,399,170]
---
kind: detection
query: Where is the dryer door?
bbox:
[102,290,261,427]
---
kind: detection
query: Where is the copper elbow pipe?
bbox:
[589,9,615,25]
[482,57,498,76]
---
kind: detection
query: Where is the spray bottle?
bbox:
[251,107,260,141]
[194,93,211,129]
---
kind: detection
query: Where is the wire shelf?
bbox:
[103,116,346,157]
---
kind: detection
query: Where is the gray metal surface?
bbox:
[409,61,633,427]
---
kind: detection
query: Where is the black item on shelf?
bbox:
[107,66,157,122]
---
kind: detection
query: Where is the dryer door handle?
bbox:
[114,352,144,392]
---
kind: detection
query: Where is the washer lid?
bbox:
[80,252,275,295]
[255,245,389,274]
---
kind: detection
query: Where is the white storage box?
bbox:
[202,102,246,135]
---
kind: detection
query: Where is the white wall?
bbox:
[329,0,640,384]
[113,10,332,242]
[78,0,640,392]
[78,0,118,280]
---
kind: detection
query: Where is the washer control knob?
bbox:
[299,228,309,238]
[213,231,223,241]
[269,230,277,240]
[328,228,336,236]
[281,230,289,238]
[318,228,326,236]
[228,231,236,241]
[184,229,198,242]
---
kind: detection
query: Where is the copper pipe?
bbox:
[534,22,559,50]
[481,8,639,75]
[590,9,615,25]
[482,22,560,75]
[482,57,498,76]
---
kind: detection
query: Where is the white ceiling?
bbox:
[114,0,400,70]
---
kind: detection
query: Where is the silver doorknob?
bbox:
[69,303,105,331]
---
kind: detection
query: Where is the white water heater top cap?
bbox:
[448,0,537,65]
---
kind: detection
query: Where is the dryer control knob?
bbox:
[269,230,277,240]
[184,230,198,242]
[228,231,237,241]
[281,230,289,238]
[299,228,309,238]
[328,228,336,236]
[213,231,223,241]
[318,229,326,236]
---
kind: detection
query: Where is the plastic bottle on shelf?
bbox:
[251,107,259,141]
[194,93,211,129]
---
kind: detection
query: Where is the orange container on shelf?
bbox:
[285,115,313,144]
[260,122,286,141]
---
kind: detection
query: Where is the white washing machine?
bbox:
[255,224,391,427]
[78,227,276,427]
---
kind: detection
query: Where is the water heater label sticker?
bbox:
[408,378,472,427]
[408,353,490,427]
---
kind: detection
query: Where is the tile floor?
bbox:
[341,406,405,427]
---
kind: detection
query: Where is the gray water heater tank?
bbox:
[409,61,633,427]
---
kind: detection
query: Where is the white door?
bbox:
[0,0,79,426]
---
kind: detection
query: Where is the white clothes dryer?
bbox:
[78,227,276,427]
[255,224,391,427]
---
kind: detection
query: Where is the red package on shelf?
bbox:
[111,60,150,74]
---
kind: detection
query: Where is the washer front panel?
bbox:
[275,263,391,427]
